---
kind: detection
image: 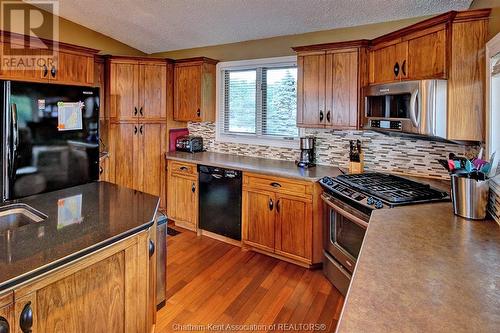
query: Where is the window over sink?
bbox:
[216,56,301,148]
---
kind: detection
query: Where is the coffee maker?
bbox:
[297,137,316,168]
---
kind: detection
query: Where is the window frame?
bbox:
[216,56,302,148]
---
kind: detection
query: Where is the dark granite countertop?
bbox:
[0,181,159,291]
[336,202,500,332]
[166,151,342,181]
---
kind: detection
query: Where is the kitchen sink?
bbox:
[0,204,47,232]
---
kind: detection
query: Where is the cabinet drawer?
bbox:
[243,173,312,197]
[169,161,197,176]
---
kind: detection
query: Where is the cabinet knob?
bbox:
[196,109,201,117]
[319,110,324,122]
[0,317,9,333]
[401,60,407,76]
[394,62,400,77]
[42,65,48,77]
[269,198,274,211]
[99,166,103,175]
[148,239,155,257]
[191,183,196,193]
[326,110,331,123]
[19,302,33,333]
[50,66,57,78]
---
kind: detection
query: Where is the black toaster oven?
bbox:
[175,135,203,153]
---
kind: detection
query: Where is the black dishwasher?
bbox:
[198,165,242,240]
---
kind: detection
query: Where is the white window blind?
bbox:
[218,57,299,146]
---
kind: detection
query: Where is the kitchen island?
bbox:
[336,202,500,333]
[0,181,159,333]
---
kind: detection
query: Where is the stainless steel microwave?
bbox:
[364,80,447,138]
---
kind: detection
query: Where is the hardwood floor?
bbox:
[155,226,344,332]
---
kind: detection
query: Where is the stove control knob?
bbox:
[366,197,375,205]
[374,201,384,209]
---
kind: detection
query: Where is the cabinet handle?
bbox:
[276,199,280,213]
[270,182,282,188]
[319,110,324,122]
[402,60,407,76]
[99,166,103,175]
[327,110,331,123]
[148,239,155,257]
[191,183,196,193]
[196,109,201,117]
[134,107,138,116]
[50,66,57,78]
[394,62,400,77]
[19,302,33,333]
[139,107,143,116]
[179,166,188,171]
[42,65,48,77]
[134,126,137,134]
[139,125,143,135]
[0,317,9,333]
[269,198,274,211]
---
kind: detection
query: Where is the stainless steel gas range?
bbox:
[319,172,449,295]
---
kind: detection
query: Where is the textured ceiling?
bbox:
[39,0,473,54]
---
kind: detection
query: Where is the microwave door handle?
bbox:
[409,89,419,128]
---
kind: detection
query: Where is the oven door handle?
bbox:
[321,194,369,229]
[409,89,419,128]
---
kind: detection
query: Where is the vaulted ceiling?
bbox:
[37,0,473,54]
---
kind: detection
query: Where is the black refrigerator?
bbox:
[1,81,100,201]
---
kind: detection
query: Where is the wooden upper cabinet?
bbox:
[325,50,358,129]
[50,50,94,85]
[139,64,167,121]
[174,57,217,122]
[295,44,363,129]
[0,34,97,85]
[108,60,140,122]
[407,29,447,80]
[297,52,326,127]
[107,57,168,122]
[369,41,408,84]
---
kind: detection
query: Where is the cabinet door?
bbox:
[369,42,407,84]
[139,124,166,200]
[110,123,137,190]
[275,194,312,261]
[243,189,275,252]
[139,64,167,121]
[297,52,326,127]
[0,42,45,81]
[325,51,358,129]
[168,175,197,229]
[408,29,447,79]
[50,51,94,85]
[109,62,140,121]
[174,64,201,121]
[0,301,13,333]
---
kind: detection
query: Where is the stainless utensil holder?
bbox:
[451,175,490,220]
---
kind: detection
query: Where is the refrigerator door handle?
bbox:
[11,103,18,152]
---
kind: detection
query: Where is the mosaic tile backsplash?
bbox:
[188,122,478,179]
[188,121,500,221]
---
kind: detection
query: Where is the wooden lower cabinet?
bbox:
[242,173,321,267]
[109,123,167,209]
[0,230,155,333]
[166,160,198,231]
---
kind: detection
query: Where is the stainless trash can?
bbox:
[451,174,490,220]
